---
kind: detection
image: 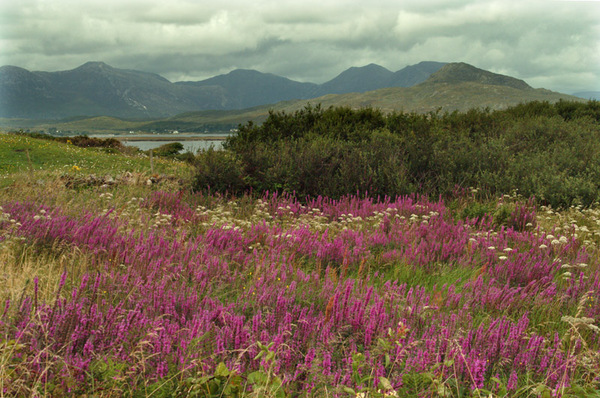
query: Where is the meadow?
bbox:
[1,103,600,397]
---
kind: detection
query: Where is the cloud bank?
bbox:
[1,0,598,93]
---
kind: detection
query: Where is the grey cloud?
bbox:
[0,0,598,93]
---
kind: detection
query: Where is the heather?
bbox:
[1,176,600,396]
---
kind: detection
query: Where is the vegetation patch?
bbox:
[1,101,600,396]
[192,100,600,208]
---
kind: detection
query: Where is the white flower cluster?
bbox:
[0,206,23,248]
[152,212,173,228]
[0,206,10,223]
[561,315,600,333]
[539,204,600,248]
[32,209,51,221]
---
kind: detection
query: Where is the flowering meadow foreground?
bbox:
[1,180,600,397]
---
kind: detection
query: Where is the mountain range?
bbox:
[147,63,580,132]
[0,61,448,119]
[0,62,582,135]
[0,61,588,135]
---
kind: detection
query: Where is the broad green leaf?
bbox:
[215,362,230,377]
[248,370,268,385]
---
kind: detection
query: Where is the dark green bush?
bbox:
[198,101,600,207]
[192,148,247,195]
[223,133,413,199]
[225,105,386,150]
[460,201,495,223]
[150,142,184,157]
[175,151,196,163]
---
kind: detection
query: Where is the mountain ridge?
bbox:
[0,61,449,119]
[0,61,583,123]
[175,69,320,109]
[317,63,395,94]
[6,68,583,136]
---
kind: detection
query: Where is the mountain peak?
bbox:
[343,63,392,74]
[319,64,393,94]
[76,61,112,70]
[426,63,532,90]
[228,68,269,75]
[69,62,118,77]
[190,68,312,88]
[390,61,447,87]
[411,61,448,73]
[353,63,389,70]
[0,65,34,82]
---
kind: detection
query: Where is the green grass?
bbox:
[382,260,477,291]
[0,133,193,188]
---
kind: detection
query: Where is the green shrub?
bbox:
[175,151,196,164]
[461,201,494,223]
[10,132,126,149]
[150,142,184,157]
[224,134,414,199]
[225,105,386,149]
[192,148,247,195]
[201,101,600,206]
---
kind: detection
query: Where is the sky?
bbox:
[1,0,599,94]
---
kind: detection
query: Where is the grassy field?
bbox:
[0,133,193,188]
[1,133,599,397]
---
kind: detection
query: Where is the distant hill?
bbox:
[426,63,532,90]
[0,65,68,118]
[288,63,580,114]
[0,62,227,119]
[389,61,448,87]
[0,61,446,119]
[175,69,319,108]
[11,62,583,134]
[316,64,395,94]
[160,63,584,128]
[314,61,448,95]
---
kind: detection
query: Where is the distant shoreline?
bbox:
[114,135,228,142]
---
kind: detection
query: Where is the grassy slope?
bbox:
[36,116,146,133]
[0,133,193,298]
[132,85,581,133]
[0,133,193,186]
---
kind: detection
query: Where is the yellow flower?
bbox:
[71,165,81,171]
[66,139,72,144]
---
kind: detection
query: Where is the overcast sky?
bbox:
[1,0,599,94]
